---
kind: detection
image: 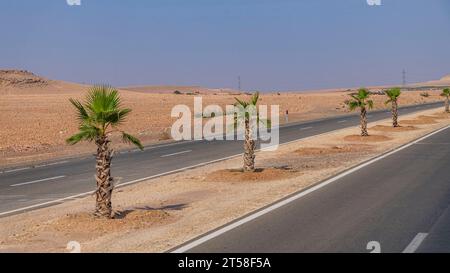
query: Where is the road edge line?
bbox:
[170,124,450,253]
[402,233,429,253]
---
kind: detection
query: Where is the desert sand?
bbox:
[0,70,445,167]
[0,107,449,253]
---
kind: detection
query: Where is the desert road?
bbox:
[177,119,450,253]
[0,102,443,217]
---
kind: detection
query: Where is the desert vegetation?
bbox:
[66,86,143,219]
[385,88,402,127]
[346,88,374,136]
[233,92,270,172]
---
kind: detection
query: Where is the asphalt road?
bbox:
[179,121,450,253]
[0,102,443,217]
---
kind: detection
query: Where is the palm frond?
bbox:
[234,97,248,107]
[66,124,99,145]
[251,92,260,105]
[122,132,143,150]
[69,98,89,122]
[105,108,132,126]
[67,85,140,147]
[350,94,361,102]
[86,85,121,117]
[357,88,370,99]
[347,100,359,111]
[385,87,401,100]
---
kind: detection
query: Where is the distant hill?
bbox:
[0,70,48,88]
[0,69,237,95]
[2,68,448,96]
[120,85,235,95]
[411,74,450,87]
[0,69,88,95]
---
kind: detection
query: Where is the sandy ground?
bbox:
[0,71,444,167]
[0,107,449,253]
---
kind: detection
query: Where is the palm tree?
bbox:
[234,92,270,172]
[346,88,374,136]
[385,87,401,127]
[441,88,450,113]
[67,86,143,219]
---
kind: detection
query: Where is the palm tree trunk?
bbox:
[446,96,449,113]
[243,117,256,172]
[392,100,399,127]
[94,136,114,218]
[360,107,369,136]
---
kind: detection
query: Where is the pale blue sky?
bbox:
[1,0,449,91]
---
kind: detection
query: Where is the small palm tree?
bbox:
[234,92,270,172]
[385,87,401,127]
[67,85,143,219]
[346,88,374,136]
[441,88,450,113]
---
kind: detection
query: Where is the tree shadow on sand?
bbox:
[114,203,188,219]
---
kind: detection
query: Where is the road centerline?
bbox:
[10,175,66,187]
[2,167,31,174]
[160,150,192,158]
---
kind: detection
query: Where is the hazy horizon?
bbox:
[1,0,450,91]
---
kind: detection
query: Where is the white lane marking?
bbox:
[171,125,450,253]
[0,106,444,217]
[300,126,313,130]
[1,160,69,174]
[337,120,348,123]
[3,167,31,174]
[10,176,66,187]
[160,150,192,158]
[402,233,428,253]
[0,195,26,198]
[415,142,450,145]
[34,161,69,168]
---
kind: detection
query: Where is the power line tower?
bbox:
[402,69,406,87]
[238,76,241,91]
